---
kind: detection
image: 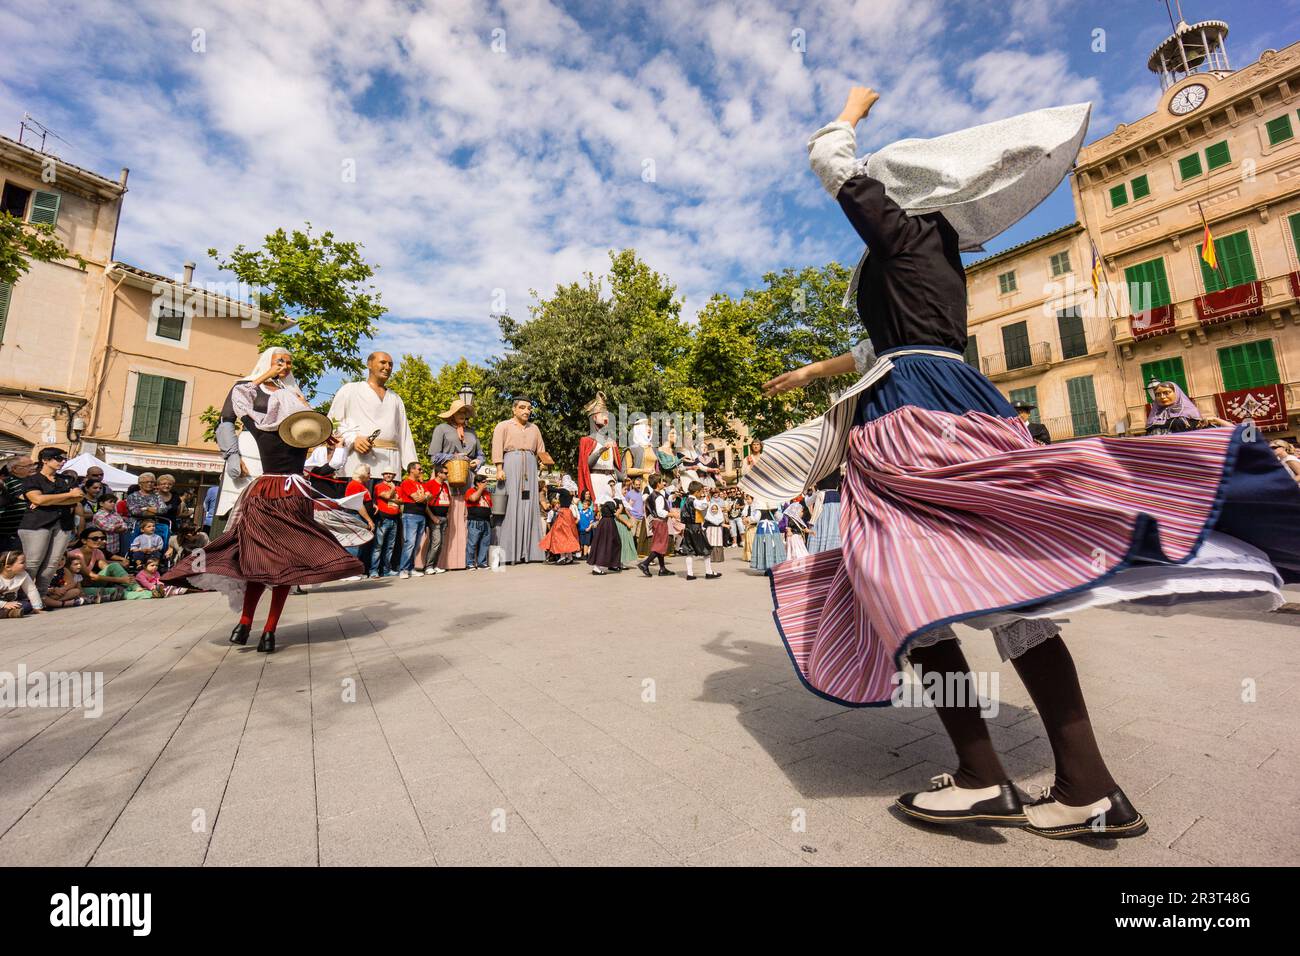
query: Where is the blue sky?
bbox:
[2,0,1297,399]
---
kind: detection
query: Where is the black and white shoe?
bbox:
[895,773,1027,826]
[1021,786,1148,839]
[705,572,721,579]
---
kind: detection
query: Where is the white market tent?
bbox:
[59,453,138,493]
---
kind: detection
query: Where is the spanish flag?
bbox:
[1198,202,1218,274]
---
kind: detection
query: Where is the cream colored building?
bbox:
[1,132,283,493]
[82,262,286,479]
[968,20,1300,441]
[964,223,1125,440]
[0,134,127,456]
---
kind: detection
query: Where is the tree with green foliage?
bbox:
[0,211,83,285]
[692,263,858,440]
[208,224,384,401]
[388,355,511,470]
[487,250,701,470]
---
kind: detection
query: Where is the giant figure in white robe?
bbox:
[326,352,419,479]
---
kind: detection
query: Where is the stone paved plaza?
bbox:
[1,559,1297,867]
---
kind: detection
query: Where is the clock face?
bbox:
[1169,83,1208,116]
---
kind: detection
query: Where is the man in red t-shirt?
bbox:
[420,466,452,574]
[369,469,401,577]
[395,463,431,578]
[339,466,376,581]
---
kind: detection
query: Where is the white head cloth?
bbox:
[844,102,1092,303]
[244,346,304,397]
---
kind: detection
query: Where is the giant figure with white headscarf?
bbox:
[747,85,1300,843]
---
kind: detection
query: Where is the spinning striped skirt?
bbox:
[751,347,1300,706]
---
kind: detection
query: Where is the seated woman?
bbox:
[1145,380,1229,435]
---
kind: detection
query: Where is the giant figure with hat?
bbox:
[166,346,370,653]
[428,395,484,571]
[577,392,623,504]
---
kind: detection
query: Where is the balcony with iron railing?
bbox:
[1037,410,1109,441]
[981,341,1052,381]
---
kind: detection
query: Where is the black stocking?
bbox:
[907,640,1005,789]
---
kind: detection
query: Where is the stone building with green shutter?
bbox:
[1078,22,1300,437]
[967,19,1300,441]
[0,133,127,457]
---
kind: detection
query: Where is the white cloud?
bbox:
[0,0,1162,379]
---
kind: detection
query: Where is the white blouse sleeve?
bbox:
[808,121,866,198]
[851,338,878,373]
[231,382,308,431]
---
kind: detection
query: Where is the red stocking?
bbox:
[263,585,291,632]
[239,582,267,627]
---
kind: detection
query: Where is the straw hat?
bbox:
[439,398,474,420]
[278,410,333,449]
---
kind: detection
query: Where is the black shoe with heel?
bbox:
[230,623,251,646]
[256,631,276,654]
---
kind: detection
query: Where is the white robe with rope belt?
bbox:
[327,381,420,479]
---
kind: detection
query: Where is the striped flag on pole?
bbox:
[1090,243,1103,297]
[1198,201,1219,275]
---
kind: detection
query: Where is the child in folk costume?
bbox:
[749,505,786,572]
[781,501,811,560]
[676,482,720,581]
[164,348,369,653]
[613,500,640,568]
[540,487,581,565]
[807,471,843,554]
[749,85,1300,840]
[637,474,675,578]
[586,500,624,575]
[702,494,727,565]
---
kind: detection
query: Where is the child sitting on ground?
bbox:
[135,558,191,597]
[0,550,44,617]
[44,553,90,608]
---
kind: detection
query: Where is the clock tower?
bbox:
[1146,5,1232,118]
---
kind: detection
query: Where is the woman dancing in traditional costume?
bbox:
[746,87,1300,840]
[164,348,369,653]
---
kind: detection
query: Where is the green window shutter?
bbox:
[963,334,979,369]
[130,374,164,442]
[1178,153,1203,180]
[1057,307,1088,359]
[1123,257,1172,310]
[1009,386,1040,422]
[1267,115,1294,145]
[1109,183,1128,208]
[1002,321,1031,369]
[28,190,60,227]
[1205,140,1231,170]
[1140,357,1188,394]
[1050,251,1071,276]
[157,378,186,445]
[0,281,12,345]
[1290,212,1300,258]
[1066,375,1101,436]
[1199,230,1256,292]
[1218,341,1280,391]
[998,271,1017,294]
[155,309,185,341]
[1130,175,1150,200]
